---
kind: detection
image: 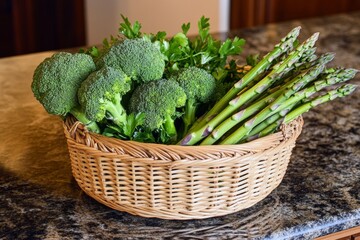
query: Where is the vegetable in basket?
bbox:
[129,79,187,143]
[31,15,358,146]
[169,66,217,136]
[77,66,131,130]
[31,52,100,133]
[179,30,358,145]
[96,38,165,82]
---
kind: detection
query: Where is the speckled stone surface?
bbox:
[1,12,359,239]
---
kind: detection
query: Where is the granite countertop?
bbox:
[1,12,359,240]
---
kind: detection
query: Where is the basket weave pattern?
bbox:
[64,117,303,220]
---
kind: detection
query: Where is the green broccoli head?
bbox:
[78,66,131,124]
[31,52,96,115]
[171,66,216,103]
[129,79,186,132]
[96,38,165,82]
[169,66,217,135]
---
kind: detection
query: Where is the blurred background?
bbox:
[1,0,360,58]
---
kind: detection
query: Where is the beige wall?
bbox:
[85,0,229,45]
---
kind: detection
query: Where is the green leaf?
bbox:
[172,33,189,47]
[88,46,99,57]
[102,38,110,48]
[155,31,167,41]
[219,37,245,57]
[246,54,260,67]
[198,16,210,41]
[123,113,145,138]
[119,14,142,39]
[182,22,190,35]
[132,128,156,143]
[201,53,214,65]
[212,67,228,81]
[78,46,100,59]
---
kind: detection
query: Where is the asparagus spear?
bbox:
[219,68,358,144]
[189,26,301,131]
[231,59,338,142]
[244,105,295,142]
[200,62,326,145]
[256,84,358,138]
[271,52,335,90]
[241,46,319,107]
[179,32,319,146]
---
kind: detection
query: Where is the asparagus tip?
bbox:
[292,26,302,34]
[340,84,357,95]
[312,32,320,40]
[321,52,336,63]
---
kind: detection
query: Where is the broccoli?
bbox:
[96,38,165,82]
[78,66,131,130]
[170,66,216,135]
[129,79,187,143]
[31,52,99,132]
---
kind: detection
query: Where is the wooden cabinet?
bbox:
[0,0,85,58]
[230,0,360,29]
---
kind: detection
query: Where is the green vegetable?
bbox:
[32,15,358,145]
[200,61,327,145]
[96,38,165,82]
[78,66,131,130]
[219,68,358,144]
[170,66,216,135]
[179,31,319,145]
[254,84,357,139]
[188,26,301,132]
[129,79,187,143]
[31,52,99,132]
[118,15,245,77]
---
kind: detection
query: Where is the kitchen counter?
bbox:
[1,12,359,239]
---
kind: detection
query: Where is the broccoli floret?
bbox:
[78,66,131,129]
[170,66,216,134]
[96,38,165,82]
[129,79,186,143]
[31,52,99,132]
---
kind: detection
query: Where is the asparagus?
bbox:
[199,86,285,145]
[219,68,358,144]
[240,46,319,108]
[237,56,338,141]
[244,104,296,142]
[256,84,357,138]
[189,27,301,131]
[271,52,335,89]
[200,62,326,145]
[179,32,319,146]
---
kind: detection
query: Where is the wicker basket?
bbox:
[63,116,303,220]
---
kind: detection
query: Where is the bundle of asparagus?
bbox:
[179,27,358,145]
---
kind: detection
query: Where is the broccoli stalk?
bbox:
[163,114,178,139]
[31,52,100,133]
[101,93,127,126]
[78,66,131,130]
[69,106,100,132]
[183,100,197,134]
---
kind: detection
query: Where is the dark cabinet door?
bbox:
[0,0,85,58]
[230,0,360,29]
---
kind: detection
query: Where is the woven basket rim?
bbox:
[63,116,303,161]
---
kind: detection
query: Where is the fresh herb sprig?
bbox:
[119,15,246,78]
